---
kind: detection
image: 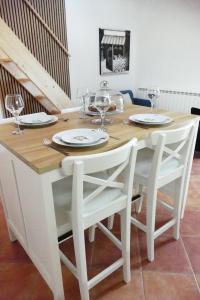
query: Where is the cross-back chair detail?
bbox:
[82,161,128,205]
[160,144,183,166]
[54,138,137,300]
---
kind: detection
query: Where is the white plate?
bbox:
[52,129,109,148]
[16,115,58,127]
[19,114,54,125]
[60,128,102,145]
[129,114,172,125]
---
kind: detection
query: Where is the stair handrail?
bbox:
[22,0,70,57]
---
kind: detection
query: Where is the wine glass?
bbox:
[5,94,24,135]
[93,89,111,130]
[147,87,160,111]
[76,88,90,119]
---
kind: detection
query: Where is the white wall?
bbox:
[133,0,200,94]
[65,0,200,100]
[65,0,136,100]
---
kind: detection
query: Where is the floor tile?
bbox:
[110,214,141,271]
[193,152,200,160]
[139,232,192,274]
[60,247,143,300]
[143,271,200,300]
[61,256,144,300]
[135,204,173,237]
[61,266,81,300]
[88,229,122,269]
[182,237,200,275]
[186,176,200,211]
[90,270,145,300]
[0,262,52,300]
[191,152,200,175]
[195,274,200,290]
[191,164,200,175]
[0,205,30,264]
[60,223,141,277]
[188,175,200,190]
[0,239,30,264]
[181,211,200,237]
[60,229,121,275]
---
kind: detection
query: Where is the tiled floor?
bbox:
[0,154,200,299]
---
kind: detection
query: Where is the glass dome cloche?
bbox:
[88,81,124,113]
[98,80,124,112]
[89,81,124,126]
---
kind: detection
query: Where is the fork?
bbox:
[43,138,69,155]
[92,128,120,141]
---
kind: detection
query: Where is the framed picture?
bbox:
[99,28,130,75]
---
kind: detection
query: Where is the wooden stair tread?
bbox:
[18,78,29,83]
[0,58,12,63]
[35,95,46,100]
[0,18,72,114]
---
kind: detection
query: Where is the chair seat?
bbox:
[53,175,125,237]
[135,148,181,181]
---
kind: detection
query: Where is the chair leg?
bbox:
[73,227,89,300]
[120,209,131,283]
[88,225,96,242]
[107,214,115,230]
[146,187,157,262]
[135,184,143,213]
[173,178,183,240]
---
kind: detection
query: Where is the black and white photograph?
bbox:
[99,28,130,75]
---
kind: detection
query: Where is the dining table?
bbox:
[0,104,199,300]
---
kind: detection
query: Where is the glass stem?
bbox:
[15,115,20,133]
[80,97,86,119]
[151,99,154,111]
[101,112,105,128]
[83,97,86,115]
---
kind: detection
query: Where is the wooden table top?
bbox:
[0,105,198,174]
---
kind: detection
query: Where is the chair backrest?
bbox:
[62,138,137,176]
[62,138,137,225]
[147,121,195,182]
[120,90,134,104]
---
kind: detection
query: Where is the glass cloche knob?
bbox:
[100,80,109,89]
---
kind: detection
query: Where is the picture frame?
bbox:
[99,28,130,75]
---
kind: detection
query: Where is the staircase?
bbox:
[0,18,72,114]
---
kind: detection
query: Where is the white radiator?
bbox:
[137,88,200,113]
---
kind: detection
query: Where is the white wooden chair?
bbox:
[131,121,195,261]
[53,138,137,300]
